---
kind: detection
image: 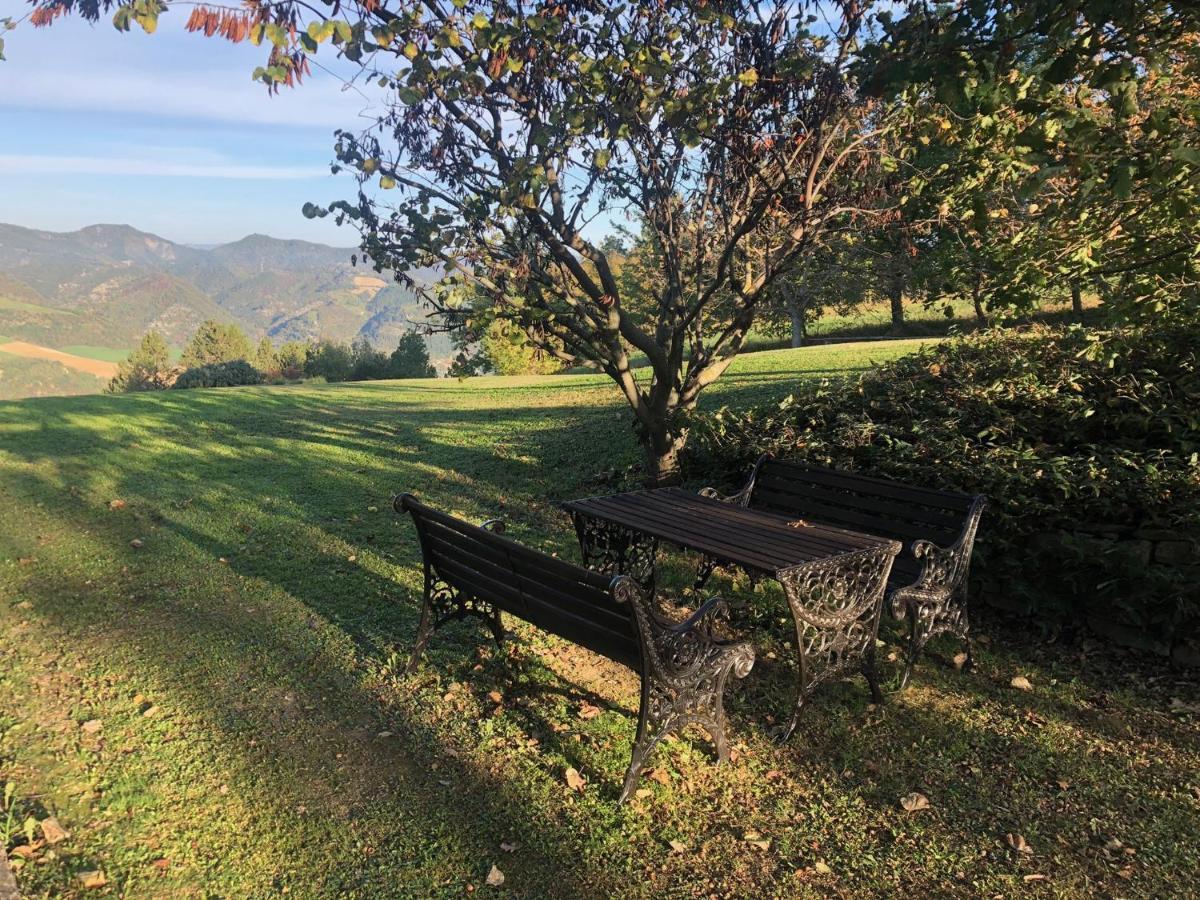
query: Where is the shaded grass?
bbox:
[0,340,1197,898]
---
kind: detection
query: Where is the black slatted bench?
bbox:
[395,493,755,803]
[702,457,985,688]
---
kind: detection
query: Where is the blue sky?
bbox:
[0,2,374,245]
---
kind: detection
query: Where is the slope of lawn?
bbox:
[0,338,1197,898]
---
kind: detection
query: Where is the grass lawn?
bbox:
[1,339,1197,898]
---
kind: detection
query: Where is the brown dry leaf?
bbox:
[108,499,126,510]
[787,519,810,528]
[485,864,504,887]
[1006,833,1032,854]
[129,538,144,549]
[78,870,108,889]
[487,691,503,704]
[646,768,670,785]
[1056,779,1071,791]
[635,788,652,800]
[565,767,586,793]
[1023,874,1047,883]
[9,844,40,860]
[952,652,969,670]
[668,839,688,854]
[39,816,69,844]
[578,702,602,720]
[765,769,784,781]
[80,719,102,734]
[1010,675,1034,692]
[814,860,833,875]
[900,792,930,812]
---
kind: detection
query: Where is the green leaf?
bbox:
[737,68,758,87]
[472,12,488,30]
[593,148,611,170]
[379,176,397,190]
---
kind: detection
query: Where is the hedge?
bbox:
[690,320,1200,658]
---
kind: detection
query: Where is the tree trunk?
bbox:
[972,277,986,324]
[889,286,904,330]
[1070,282,1084,323]
[643,437,683,488]
[786,297,806,348]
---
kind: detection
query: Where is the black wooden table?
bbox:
[561,488,902,740]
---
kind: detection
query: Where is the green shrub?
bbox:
[691,320,1200,651]
[173,360,263,390]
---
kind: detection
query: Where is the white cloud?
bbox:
[0,16,378,129]
[0,153,326,179]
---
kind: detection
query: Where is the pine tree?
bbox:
[108,331,171,393]
[389,332,436,378]
[180,320,252,369]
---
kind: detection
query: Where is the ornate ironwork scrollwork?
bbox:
[889,497,986,689]
[611,576,755,804]
[773,544,899,741]
[571,513,659,593]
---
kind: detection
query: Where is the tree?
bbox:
[253,337,279,374]
[304,340,354,383]
[108,331,172,393]
[29,0,1197,476]
[276,341,310,376]
[349,337,391,380]
[389,332,436,378]
[180,320,252,369]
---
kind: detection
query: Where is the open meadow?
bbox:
[1,339,1197,898]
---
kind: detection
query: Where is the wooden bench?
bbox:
[702,457,985,688]
[395,494,755,803]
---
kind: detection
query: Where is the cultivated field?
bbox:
[1,339,1196,898]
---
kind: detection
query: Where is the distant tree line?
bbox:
[108,320,436,393]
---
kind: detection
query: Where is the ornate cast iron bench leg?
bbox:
[774,545,898,742]
[404,522,508,675]
[571,512,659,594]
[612,577,755,804]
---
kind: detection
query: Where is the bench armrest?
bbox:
[890,497,986,618]
[613,577,755,681]
[698,453,769,510]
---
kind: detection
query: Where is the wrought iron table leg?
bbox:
[774,545,898,742]
[571,512,658,594]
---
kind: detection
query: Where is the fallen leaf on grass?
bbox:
[39,816,69,844]
[9,844,40,860]
[565,767,586,792]
[952,652,969,670]
[646,768,670,785]
[78,870,107,889]
[813,860,832,875]
[500,841,519,853]
[129,538,144,549]
[635,788,652,800]
[743,832,771,851]
[1055,779,1070,791]
[485,865,505,887]
[1023,874,1047,883]
[900,792,930,812]
[151,858,170,871]
[668,840,688,853]
[108,499,126,510]
[1006,833,1032,854]
[1010,676,1033,692]
[765,769,784,781]
[80,719,102,734]
[487,691,503,704]
[578,702,601,720]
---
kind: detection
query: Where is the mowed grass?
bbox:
[1,339,1197,898]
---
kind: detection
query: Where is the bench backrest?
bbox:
[399,494,641,668]
[748,460,982,585]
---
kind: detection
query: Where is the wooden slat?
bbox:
[752,489,953,547]
[403,496,639,666]
[754,473,967,532]
[565,488,894,574]
[763,461,975,512]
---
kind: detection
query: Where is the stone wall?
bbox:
[975,525,1199,666]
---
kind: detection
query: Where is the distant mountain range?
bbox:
[0,222,446,357]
